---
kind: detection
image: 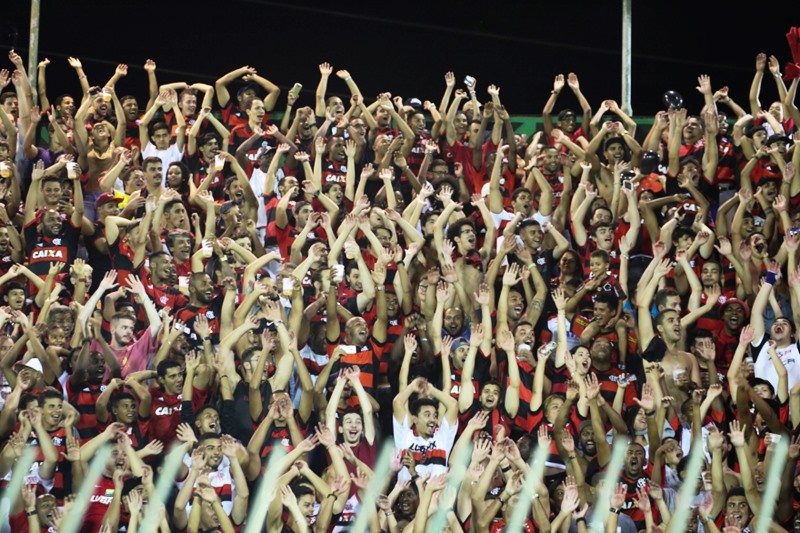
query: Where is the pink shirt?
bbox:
[92,331,158,379]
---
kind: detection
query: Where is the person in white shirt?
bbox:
[139,90,186,184]
[392,376,458,482]
[749,266,800,392]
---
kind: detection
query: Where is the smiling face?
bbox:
[592,226,615,250]
[41,397,63,429]
[341,412,363,445]
[725,495,751,528]
[395,487,419,517]
[722,303,745,333]
[413,405,438,438]
[444,307,465,337]
[202,437,223,469]
[345,317,369,347]
[191,274,214,305]
[40,209,64,237]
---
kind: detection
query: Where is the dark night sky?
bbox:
[2,1,798,118]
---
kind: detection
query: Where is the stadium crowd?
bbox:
[0,41,799,533]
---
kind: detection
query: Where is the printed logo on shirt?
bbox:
[30,247,68,262]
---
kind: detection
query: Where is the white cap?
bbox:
[15,357,44,374]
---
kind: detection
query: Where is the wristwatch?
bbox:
[609,506,621,514]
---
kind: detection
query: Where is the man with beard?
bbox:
[325,259,388,398]
[141,251,187,314]
[24,167,83,283]
[750,263,800,391]
[174,272,230,350]
[84,274,161,377]
[612,442,659,531]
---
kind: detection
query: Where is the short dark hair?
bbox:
[411,397,439,416]
[149,122,169,136]
[446,219,476,243]
[38,389,63,407]
[111,392,136,409]
[157,359,181,378]
[142,156,162,169]
[590,249,610,264]
[594,292,619,309]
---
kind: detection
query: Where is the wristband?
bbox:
[376,286,385,292]
[645,410,656,416]
[27,510,37,517]
[609,507,621,514]
[202,337,211,343]
[326,492,336,499]
[576,517,586,524]
[568,455,577,460]
[765,271,777,285]
[384,510,394,516]
[501,465,512,473]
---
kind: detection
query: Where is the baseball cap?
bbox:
[557,109,576,121]
[236,84,257,99]
[14,357,44,373]
[404,97,423,109]
[766,134,791,146]
[451,337,469,351]
[95,192,123,208]
[720,298,750,319]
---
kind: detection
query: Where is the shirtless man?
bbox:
[638,301,701,405]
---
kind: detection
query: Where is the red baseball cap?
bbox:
[95,193,123,208]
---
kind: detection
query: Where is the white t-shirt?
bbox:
[752,336,800,393]
[142,142,184,185]
[393,413,457,481]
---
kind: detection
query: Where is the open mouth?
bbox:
[208,421,218,432]
[348,430,359,439]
